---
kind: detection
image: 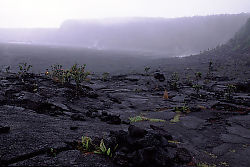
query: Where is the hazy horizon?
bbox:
[1,0,250,28]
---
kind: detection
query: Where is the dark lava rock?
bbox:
[71,113,86,121]
[190,106,202,112]
[128,125,147,138]
[110,126,192,167]
[70,126,78,130]
[175,148,192,163]
[211,102,249,115]
[100,114,121,125]
[109,97,122,104]
[0,94,5,105]
[154,73,165,82]
[0,126,10,134]
[85,91,99,98]
[235,81,250,93]
[150,125,173,140]
[99,111,122,125]
[213,76,230,81]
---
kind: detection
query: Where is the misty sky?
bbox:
[0,0,250,28]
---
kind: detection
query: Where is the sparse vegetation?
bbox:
[170,72,180,90]
[49,64,90,93]
[144,66,151,76]
[168,140,181,144]
[94,139,117,157]
[18,62,32,78]
[185,75,193,86]
[50,64,65,83]
[195,72,202,82]
[129,116,166,123]
[76,136,117,158]
[173,104,190,113]
[192,72,203,96]
[81,136,92,152]
[49,148,57,157]
[70,64,90,91]
[192,84,202,96]
[5,66,10,73]
[170,111,181,123]
[225,84,236,100]
[206,61,213,79]
[102,72,110,81]
[197,163,216,167]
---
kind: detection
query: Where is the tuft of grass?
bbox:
[170,111,181,123]
[149,118,166,122]
[197,163,216,167]
[204,151,218,158]
[78,136,117,158]
[129,116,165,123]
[129,116,148,122]
[50,148,57,157]
[168,140,181,144]
[220,162,229,167]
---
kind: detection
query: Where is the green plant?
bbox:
[77,136,118,158]
[50,148,57,157]
[134,88,143,93]
[170,111,181,123]
[18,62,32,77]
[192,84,202,96]
[70,64,90,90]
[197,162,216,167]
[173,104,190,113]
[185,75,193,86]
[49,64,90,93]
[102,72,110,81]
[129,116,148,122]
[5,66,10,73]
[206,61,213,79]
[225,84,236,100]
[170,72,179,90]
[168,140,181,144]
[50,64,64,83]
[82,136,92,152]
[62,70,72,84]
[94,139,114,157]
[144,66,151,75]
[129,116,165,123]
[195,72,202,82]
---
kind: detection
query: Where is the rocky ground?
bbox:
[0,62,250,167]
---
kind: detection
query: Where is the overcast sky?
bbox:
[0,0,250,28]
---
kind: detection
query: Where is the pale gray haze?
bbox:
[0,0,250,28]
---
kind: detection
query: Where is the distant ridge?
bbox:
[1,13,250,57]
[229,18,250,53]
[192,17,250,66]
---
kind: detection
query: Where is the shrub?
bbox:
[144,66,151,75]
[70,64,90,90]
[18,62,32,78]
[170,72,180,90]
[49,64,90,94]
[192,84,202,96]
[225,84,236,99]
[102,72,110,81]
[50,64,65,83]
[206,61,213,79]
[5,66,10,73]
